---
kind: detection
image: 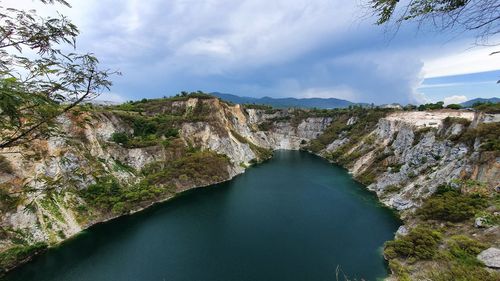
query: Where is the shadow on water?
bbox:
[5,150,400,281]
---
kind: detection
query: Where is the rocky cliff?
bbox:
[0,96,498,279]
[320,110,498,212]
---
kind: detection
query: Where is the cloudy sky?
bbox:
[7,0,500,104]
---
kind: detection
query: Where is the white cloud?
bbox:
[443,95,468,105]
[422,45,500,78]
[94,92,127,103]
[63,0,360,73]
[411,92,431,105]
[178,38,232,56]
[418,81,497,89]
[4,0,497,104]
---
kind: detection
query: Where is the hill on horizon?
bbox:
[460,97,500,107]
[211,92,356,109]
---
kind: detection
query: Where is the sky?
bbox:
[5,0,500,105]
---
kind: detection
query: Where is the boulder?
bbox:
[395,225,408,237]
[477,247,500,269]
[474,217,487,228]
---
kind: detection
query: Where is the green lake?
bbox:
[5,150,400,281]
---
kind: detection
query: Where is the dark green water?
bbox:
[5,150,399,281]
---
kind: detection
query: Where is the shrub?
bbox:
[132,117,157,137]
[257,121,273,131]
[417,185,487,222]
[82,177,122,210]
[388,260,411,281]
[111,132,129,144]
[0,187,18,212]
[458,122,500,151]
[418,101,444,111]
[384,185,401,193]
[389,163,403,173]
[384,226,442,261]
[413,127,434,145]
[357,170,377,185]
[111,202,127,214]
[446,104,462,110]
[443,117,471,127]
[0,155,12,174]
[163,128,179,138]
[475,123,500,151]
[448,235,486,261]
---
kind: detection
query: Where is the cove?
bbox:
[4,150,400,281]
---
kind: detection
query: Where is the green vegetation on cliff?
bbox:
[384,183,500,281]
[0,242,47,273]
[417,185,488,222]
[79,150,230,215]
[385,226,442,261]
[308,108,390,153]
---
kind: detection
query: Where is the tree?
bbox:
[369,0,500,45]
[0,0,119,148]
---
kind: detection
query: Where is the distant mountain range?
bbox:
[460,97,500,107]
[211,92,356,109]
[212,93,500,109]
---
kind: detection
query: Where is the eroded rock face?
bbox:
[318,111,499,212]
[477,248,500,269]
